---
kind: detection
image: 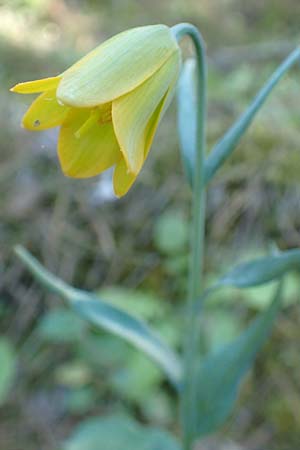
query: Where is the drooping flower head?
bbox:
[11,25,181,196]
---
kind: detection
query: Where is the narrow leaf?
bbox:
[194,281,283,437]
[219,249,300,288]
[177,58,197,185]
[14,246,182,389]
[204,46,300,183]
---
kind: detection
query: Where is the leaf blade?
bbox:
[14,246,182,389]
[194,281,283,437]
[204,46,300,184]
[219,249,300,288]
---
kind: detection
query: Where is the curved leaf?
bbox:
[204,47,300,184]
[218,249,300,288]
[14,246,182,389]
[194,281,283,437]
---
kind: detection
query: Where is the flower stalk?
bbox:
[172,23,207,450]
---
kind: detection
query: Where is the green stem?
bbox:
[172,24,207,450]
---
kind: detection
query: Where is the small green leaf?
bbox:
[14,246,182,389]
[63,415,182,450]
[0,337,17,405]
[177,58,197,185]
[219,249,300,288]
[204,47,300,183]
[193,281,283,437]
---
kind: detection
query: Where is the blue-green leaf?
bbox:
[14,246,182,389]
[204,47,300,184]
[62,415,182,450]
[177,58,197,185]
[194,281,283,437]
[218,249,300,288]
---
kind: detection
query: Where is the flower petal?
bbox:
[57,25,178,107]
[112,51,180,175]
[144,70,179,158]
[10,76,61,94]
[113,76,178,197]
[22,89,70,131]
[58,108,121,178]
[113,158,136,198]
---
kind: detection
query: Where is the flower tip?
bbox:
[60,166,73,179]
[10,82,33,94]
[113,191,122,199]
[58,161,83,179]
[22,116,42,131]
[113,184,127,198]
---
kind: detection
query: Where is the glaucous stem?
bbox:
[172,23,207,450]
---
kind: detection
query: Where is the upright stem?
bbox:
[172,24,207,450]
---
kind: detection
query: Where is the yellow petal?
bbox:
[57,25,178,107]
[144,70,179,158]
[10,76,61,94]
[58,108,121,178]
[113,76,177,197]
[112,51,180,175]
[22,89,70,131]
[113,158,136,198]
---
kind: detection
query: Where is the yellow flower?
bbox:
[11,25,181,196]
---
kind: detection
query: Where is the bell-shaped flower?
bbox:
[11,25,181,196]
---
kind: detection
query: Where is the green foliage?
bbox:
[193,282,283,437]
[36,289,180,421]
[71,294,181,388]
[217,249,300,288]
[15,244,300,443]
[0,337,17,405]
[62,415,181,450]
[177,47,300,186]
[204,47,300,184]
[15,245,182,389]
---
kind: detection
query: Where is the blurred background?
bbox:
[1,0,300,449]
